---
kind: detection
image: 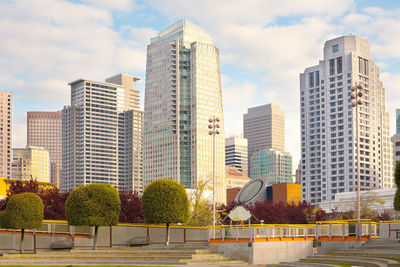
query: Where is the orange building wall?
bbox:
[272,183,301,205]
[226,188,241,205]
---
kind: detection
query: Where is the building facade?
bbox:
[300,35,393,204]
[12,146,50,182]
[62,73,143,193]
[225,166,250,189]
[0,90,12,179]
[225,136,248,176]
[143,19,226,204]
[243,104,285,177]
[27,111,62,187]
[250,148,292,185]
[393,133,400,165]
[397,109,400,134]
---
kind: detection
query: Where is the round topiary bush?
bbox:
[394,187,400,211]
[141,179,189,245]
[0,192,43,253]
[394,161,400,212]
[65,183,121,249]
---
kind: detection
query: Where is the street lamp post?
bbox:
[208,116,220,239]
[350,84,363,227]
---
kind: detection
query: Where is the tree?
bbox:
[41,188,69,220]
[395,161,400,211]
[187,179,214,226]
[65,184,121,249]
[0,179,70,220]
[0,192,43,253]
[119,190,143,223]
[141,179,189,245]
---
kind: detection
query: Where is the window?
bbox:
[309,72,314,87]
[332,45,339,53]
[358,57,369,75]
[336,57,343,74]
[329,59,335,76]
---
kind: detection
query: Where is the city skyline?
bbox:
[1,1,400,171]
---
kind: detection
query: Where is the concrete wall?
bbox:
[0,225,209,252]
[210,241,313,264]
[379,223,400,239]
[316,240,365,255]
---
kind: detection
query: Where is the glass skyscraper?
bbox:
[143,19,226,204]
[249,148,292,185]
[397,109,400,134]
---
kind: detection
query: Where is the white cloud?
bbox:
[0,0,154,147]
[81,0,135,11]
[222,77,258,137]
[148,0,400,172]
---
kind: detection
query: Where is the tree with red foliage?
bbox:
[41,188,69,220]
[0,179,69,220]
[118,190,143,223]
[222,200,327,224]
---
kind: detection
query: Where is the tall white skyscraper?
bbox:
[62,73,143,193]
[300,35,393,204]
[143,19,226,204]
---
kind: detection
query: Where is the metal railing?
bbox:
[208,220,381,243]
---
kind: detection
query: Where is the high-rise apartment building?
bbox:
[27,111,62,187]
[250,148,292,185]
[397,109,400,134]
[0,90,12,179]
[62,73,143,193]
[143,19,226,204]
[393,133,400,165]
[243,104,285,177]
[12,146,50,182]
[300,35,393,204]
[225,136,248,176]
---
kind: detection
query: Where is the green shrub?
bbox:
[65,183,121,249]
[141,179,189,245]
[65,183,121,226]
[394,161,400,212]
[394,188,400,211]
[0,192,43,229]
[395,161,400,188]
[0,192,43,253]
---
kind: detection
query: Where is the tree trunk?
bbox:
[165,223,170,246]
[20,229,24,254]
[93,226,98,250]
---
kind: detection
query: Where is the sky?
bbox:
[1,0,400,171]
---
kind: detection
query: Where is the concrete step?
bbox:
[301,255,395,267]
[2,254,193,260]
[335,251,400,259]
[33,250,197,256]
[272,262,341,267]
[0,259,186,265]
[360,245,400,250]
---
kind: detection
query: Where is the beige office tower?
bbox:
[243,104,285,177]
[0,90,12,179]
[144,19,226,204]
[62,73,143,193]
[27,111,62,187]
[300,35,393,204]
[12,146,50,182]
